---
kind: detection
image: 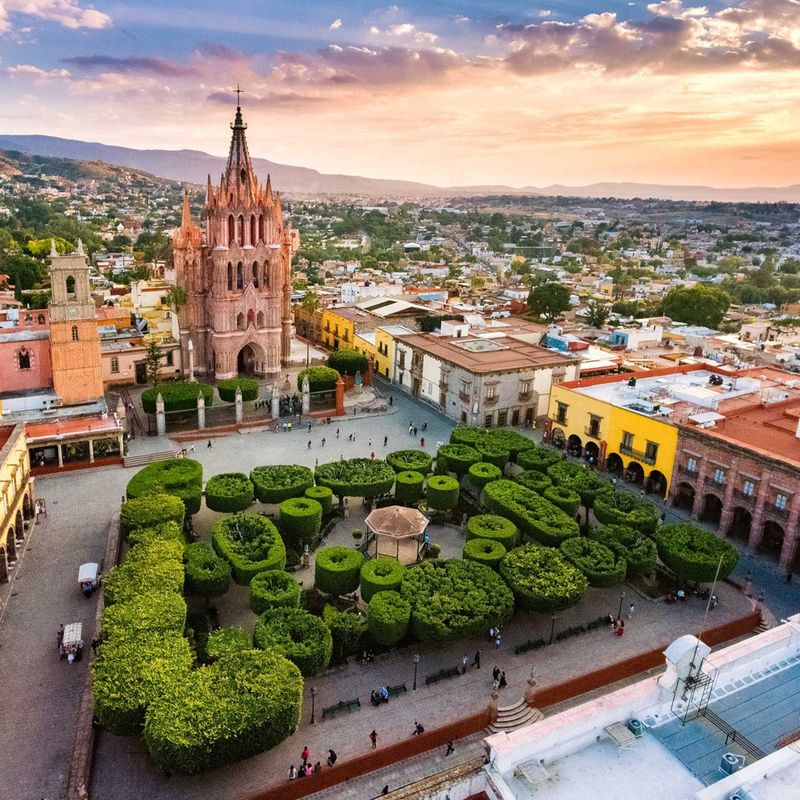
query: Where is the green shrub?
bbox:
[120,493,186,537]
[426,475,460,510]
[476,444,510,469]
[368,590,411,645]
[327,348,368,376]
[217,376,259,403]
[560,537,626,587]
[315,546,365,596]
[184,542,231,597]
[297,366,340,392]
[253,607,333,675]
[315,458,396,499]
[394,470,425,505]
[515,470,553,494]
[590,524,658,577]
[278,496,322,547]
[249,570,302,614]
[323,604,366,661]
[211,512,286,585]
[128,520,185,548]
[655,524,739,582]
[101,591,187,641]
[543,485,581,517]
[593,490,660,535]
[141,382,213,414]
[546,462,606,510]
[467,461,503,489]
[386,449,433,474]
[250,465,314,504]
[484,479,579,547]
[517,447,561,473]
[304,485,333,515]
[450,427,534,462]
[205,627,251,661]
[205,472,254,513]
[143,648,303,773]
[499,544,588,612]
[463,538,506,569]
[436,444,480,477]
[104,540,185,605]
[126,459,203,515]
[360,557,405,602]
[466,515,519,549]
[401,559,514,643]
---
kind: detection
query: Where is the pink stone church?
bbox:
[173,103,296,379]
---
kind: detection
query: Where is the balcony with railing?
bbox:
[484,395,498,406]
[458,391,471,403]
[518,391,530,401]
[732,488,755,506]
[677,465,698,478]
[584,426,601,440]
[619,441,657,465]
[704,475,725,489]
[766,503,789,519]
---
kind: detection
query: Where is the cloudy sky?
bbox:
[1,0,799,188]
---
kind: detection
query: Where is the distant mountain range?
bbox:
[1,133,799,203]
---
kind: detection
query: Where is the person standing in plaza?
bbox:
[57,624,64,651]
[495,632,501,649]
[492,665,500,688]
[472,649,481,669]
[445,740,455,756]
[370,729,378,749]
[207,440,212,449]
[616,619,625,637]
[462,654,468,674]
[384,435,388,447]
[628,602,635,619]
[308,440,312,450]
[498,671,507,689]
[327,749,337,767]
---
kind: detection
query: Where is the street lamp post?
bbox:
[310,686,317,724]
[549,614,556,645]
[413,654,420,690]
[618,590,626,621]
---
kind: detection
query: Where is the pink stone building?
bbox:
[173,103,294,379]
[0,309,53,394]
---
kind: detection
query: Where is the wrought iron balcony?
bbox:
[677,465,698,477]
[732,489,755,505]
[458,391,471,403]
[704,475,725,488]
[766,504,789,519]
[584,427,601,440]
[484,395,498,406]
[619,442,657,465]
[518,392,530,401]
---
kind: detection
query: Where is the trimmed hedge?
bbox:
[250,465,314,505]
[401,559,514,643]
[467,461,503,489]
[315,458,396,499]
[253,607,333,676]
[142,381,213,414]
[184,542,231,598]
[560,537,626,587]
[360,557,405,602]
[304,485,333,515]
[594,490,660,535]
[466,514,519,549]
[386,449,433,475]
[590,524,658,577]
[484,479,579,547]
[103,539,185,606]
[436,444,480,477]
[249,569,302,614]
[543,484,582,517]
[205,627,251,661]
[128,520,185,549]
[499,544,588,612]
[476,444,510,469]
[120,493,186,538]
[546,462,607,509]
[297,366,340,393]
[655,523,739,582]
[205,473,254,513]
[395,470,425,505]
[368,590,411,646]
[126,459,203,515]
[517,447,561,473]
[217,376,259,403]
[279,496,323,547]
[515,470,553,494]
[327,348,368,377]
[101,591,187,641]
[426,475,460,511]
[450,427,534,462]
[315,546,365,596]
[211,512,286,585]
[463,538,506,569]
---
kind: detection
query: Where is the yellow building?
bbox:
[321,306,356,351]
[374,325,415,380]
[353,331,376,363]
[0,424,34,582]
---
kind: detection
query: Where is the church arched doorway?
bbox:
[237,344,262,376]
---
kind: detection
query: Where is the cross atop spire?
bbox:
[235,83,243,107]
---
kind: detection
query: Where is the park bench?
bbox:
[424,666,460,686]
[322,697,361,720]
[514,638,546,655]
[387,683,407,698]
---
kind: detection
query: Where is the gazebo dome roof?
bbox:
[365,505,429,539]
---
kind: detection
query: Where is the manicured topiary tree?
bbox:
[297,366,340,393]
[101,591,187,641]
[449,427,534,463]
[128,521,185,548]
[217,376,259,403]
[395,470,424,505]
[590,524,657,577]
[655,524,739,583]
[120,495,185,537]
[322,605,365,662]
[205,472,254,513]
[211,512,286,585]
[499,544,588,612]
[546,462,607,523]
[327,348,368,377]
[543,484,581,517]
[463,538,506,570]
[315,546,365,596]
[360,557,405,602]
[250,465,314,504]
[466,514,519,550]
[126,459,203,515]
[304,485,333,516]
[368,590,411,646]
[103,539,185,605]
[278,496,323,547]
[560,537,626,587]
[249,570,302,614]
[515,470,552,494]
[476,444,510,470]
[467,461,503,490]
[254,607,333,676]
[315,458,396,501]
[436,444,480,478]
[184,542,232,598]
[517,446,560,473]
[142,382,213,414]
[204,627,251,662]
[426,475,460,511]
[594,490,660,535]
[386,449,433,475]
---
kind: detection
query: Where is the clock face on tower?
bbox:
[68,307,77,318]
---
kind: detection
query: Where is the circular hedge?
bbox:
[590,524,657,577]
[546,462,606,509]
[499,544,588,612]
[205,627,250,662]
[543,485,581,517]
[655,523,739,583]
[184,542,231,597]
[476,444,510,469]
[560,537,626,587]
[250,465,314,505]
[327,348,368,377]
[426,475,460,510]
[315,546,365,596]
[304,485,333,515]
[217,376,259,403]
[126,459,203,515]
[517,447,560,473]
[466,514,519,549]
[279,497,322,547]
[120,493,185,538]
[211,512,286,585]
[467,461,503,489]
[314,458,396,499]
[360,557,405,602]
[593,490,660,535]
[515,470,552,494]
[401,559,514,642]
[205,473,254,513]
[254,607,333,676]
[142,381,213,414]
[368,590,411,646]
[297,366,340,393]
[395,470,425,505]
[463,538,506,569]
[386,449,433,474]
[436,444,480,477]
[249,570,302,614]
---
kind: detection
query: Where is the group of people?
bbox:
[370,686,390,705]
[488,625,502,649]
[408,421,428,438]
[288,745,336,780]
[492,665,508,690]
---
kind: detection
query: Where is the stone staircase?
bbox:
[488,699,544,734]
[122,450,175,468]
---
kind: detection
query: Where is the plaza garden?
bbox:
[96,427,739,774]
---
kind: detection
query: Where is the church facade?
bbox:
[172,103,296,380]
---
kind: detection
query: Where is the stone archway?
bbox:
[15,510,23,542]
[236,342,265,377]
[673,481,695,512]
[6,528,16,562]
[700,493,723,525]
[567,434,583,457]
[606,453,624,475]
[626,461,645,485]
[728,507,752,542]
[551,427,566,448]
[647,469,668,498]
[22,492,32,520]
[584,441,600,465]
[758,520,785,561]
[0,545,7,582]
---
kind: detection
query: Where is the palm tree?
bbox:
[299,289,321,367]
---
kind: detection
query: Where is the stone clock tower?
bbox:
[48,240,103,405]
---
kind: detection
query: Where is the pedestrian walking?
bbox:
[382,787,389,796]
[308,440,312,450]
[384,435,388,446]
[422,421,428,431]
[336,428,340,438]
[492,665,500,682]
[57,624,64,650]
[420,437,425,448]
[327,749,337,767]
[472,650,481,669]
[369,439,372,448]
[628,602,635,619]
[91,637,100,653]
[288,765,297,780]
[445,740,455,756]
[462,654,468,674]
[499,671,507,689]
[207,440,212,449]
[389,395,393,406]
[321,437,326,447]
[495,632,501,649]
[301,746,310,762]
[189,443,195,453]
[489,626,496,640]
[370,730,378,749]
[371,451,376,460]
[413,721,425,735]
[409,424,413,435]
[413,426,418,437]
[308,422,312,432]
[616,619,625,637]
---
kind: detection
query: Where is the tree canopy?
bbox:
[661,285,730,328]
[527,281,571,322]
